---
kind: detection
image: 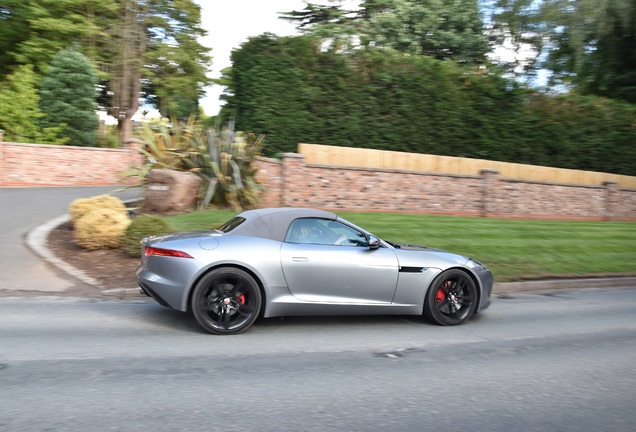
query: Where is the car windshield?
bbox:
[216,217,246,233]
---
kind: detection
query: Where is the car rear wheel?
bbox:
[191,267,261,335]
[424,269,477,326]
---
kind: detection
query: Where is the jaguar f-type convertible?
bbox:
[137,207,493,335]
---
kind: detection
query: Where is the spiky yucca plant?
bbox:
[121,117,198,185]
[127,116,265,210]
[181,119,266,210]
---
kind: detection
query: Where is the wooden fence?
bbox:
[299,143,636,188]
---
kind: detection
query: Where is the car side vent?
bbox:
[399,266,426,273]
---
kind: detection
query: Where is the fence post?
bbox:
[481,169,500,218]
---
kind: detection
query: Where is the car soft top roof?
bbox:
[224,207,338,242]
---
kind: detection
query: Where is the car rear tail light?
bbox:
[144,246,193,259]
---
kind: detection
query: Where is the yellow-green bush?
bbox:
[122,215,172,257]
[74,208,131,250]
[68,194,127,225]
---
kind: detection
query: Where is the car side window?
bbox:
[285,218,368,247]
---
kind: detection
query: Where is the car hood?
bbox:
[391,243,469,268]
[392,243,446,252]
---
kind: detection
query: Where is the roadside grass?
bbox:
[166,210,636,282]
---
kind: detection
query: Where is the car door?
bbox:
[280,218,399,303]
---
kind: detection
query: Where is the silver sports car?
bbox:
[137,207,493,335]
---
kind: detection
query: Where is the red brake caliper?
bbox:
[436,281,451,303]
[236,294,246,305]
[436,286,446,303]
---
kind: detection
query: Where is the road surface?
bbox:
[1,286,635,431]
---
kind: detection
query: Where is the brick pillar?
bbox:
[604,181,618,221]
[281,153,306,207]
[481,169,500,218]
[123,138,145,168]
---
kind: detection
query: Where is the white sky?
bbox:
[195,0,306,116]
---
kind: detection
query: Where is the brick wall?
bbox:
[0,140,144,186]
[255,154,636,221]
[2,139,635,221]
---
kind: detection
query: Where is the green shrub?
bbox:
[68,194,127,225]
[122,215,172,257]
[74,208,131,250]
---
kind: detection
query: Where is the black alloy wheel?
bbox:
[191,267,262,335]
[424,269,477,326]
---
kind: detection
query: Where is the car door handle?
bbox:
[292,257,309,262]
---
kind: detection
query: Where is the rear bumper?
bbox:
[136,265,191,311]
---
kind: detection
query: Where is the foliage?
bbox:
[365,0,489,63]
[68,195,128,225]
[223,34,636,176]
[122,214,172,257]
[141,0,211,119]
[0,65,67,144]
[491,0,636,103]
[224,35,336,155]
[74,208,131,250]
[0,0,211,143]
[0,1,29,78]
[0,0,116,77]
[100,0,211,140]
[39,47,99,146]
[281,0,490,64]
[179,120,266,210]
[129,117,266,210]
[121,119,195,191]
[96,124,123,148]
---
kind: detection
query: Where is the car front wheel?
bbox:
[424,269,477,326]
[191,267,262,335]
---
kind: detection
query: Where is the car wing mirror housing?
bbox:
[368,235,380,250]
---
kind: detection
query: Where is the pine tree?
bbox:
[0,65,66,144]
[39,47,99,146]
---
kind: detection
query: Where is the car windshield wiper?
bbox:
[386,240,401,249]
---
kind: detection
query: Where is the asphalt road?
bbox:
[1,287,635,431]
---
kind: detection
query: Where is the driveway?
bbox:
[0,186,138,294]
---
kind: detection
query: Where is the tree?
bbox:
[365,0,490,63]
[0,0,115,79]
[39,47,99,146]
[101,0,211,141]
[0,0,211,142]
[492,0,636,103]
[221,33,636,175]
[281,0,490,64]
[223,34,321,155]
[142,0,212,120]
[0,65,66,144]
[0,1,30,79]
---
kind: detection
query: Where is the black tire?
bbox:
[191,267,262,335]
[424,269,477,326]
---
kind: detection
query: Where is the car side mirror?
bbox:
[368,235,380,250]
